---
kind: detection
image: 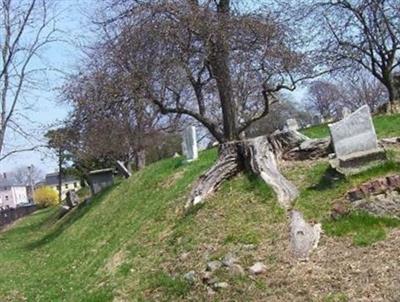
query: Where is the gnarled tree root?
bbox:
[186,130,307,209]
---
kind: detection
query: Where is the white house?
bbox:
[0,178,29,208]
[44,172,81,200]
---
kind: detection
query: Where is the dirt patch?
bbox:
[104,250,126,274]
[159,170,186,189]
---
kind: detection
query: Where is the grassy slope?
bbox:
[301,113,400,139]
[1,146,400,301]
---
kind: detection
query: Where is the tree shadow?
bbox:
[308,167,345,191]
[24,183,121,251]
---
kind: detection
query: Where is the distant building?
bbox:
[44,173,81,200]
[0,177,29,208]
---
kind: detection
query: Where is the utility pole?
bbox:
[27,165,34,204]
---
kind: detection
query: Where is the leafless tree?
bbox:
[340,72,388,113]
[304,0,400,112]
[9,165,43,185]
[0,0,57,161]
[306,80,344,119]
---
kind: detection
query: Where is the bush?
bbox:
[34,187,59,208]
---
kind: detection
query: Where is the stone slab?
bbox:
[329,105,379,158]
[116,161,131,178]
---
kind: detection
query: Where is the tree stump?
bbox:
[186,130,308,209]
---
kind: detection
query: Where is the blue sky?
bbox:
[0,0,98,175]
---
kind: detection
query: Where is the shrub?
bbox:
[34,186,59,208]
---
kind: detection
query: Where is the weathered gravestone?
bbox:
[182,126,198,162]
[116,160,131,179]
[312,115,321,125]
[328,105,386,175]
[65,190,79,208]
[284,118,299,131]
[88,168,114,194]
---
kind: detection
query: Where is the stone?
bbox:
[229,264,245,276]
[213,282,229,290]
[248,262,267,275]
[116,161,131,178]
[206,260,222,272]
[182,126,198,162]
[173,152,180,158]
[207,287,216,296]
[183,271,196,284]
[387,175,400,189]
[331,202,349,220]
[285,118,299,131]
[289,210,321,260]
[202,271,219,285]
[65,190,79,208]
[221,253,237,267]
[328,105,386,175]
[347,189,365,202]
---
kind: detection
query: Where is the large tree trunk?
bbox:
[186,131,308,209]
[135,149,146,171]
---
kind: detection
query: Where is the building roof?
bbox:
[45,173,79,186]
[0,178,26,188]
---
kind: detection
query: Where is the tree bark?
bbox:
[135,149,146,171]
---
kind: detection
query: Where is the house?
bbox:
[0,178,29,208]
[44,172,81,200]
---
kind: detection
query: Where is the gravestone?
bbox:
[116,160,131,178]
[328,105,386,175]
[88,168,114,194]
[285,118,299,131]
[312,115,321,125]
[65,190,79,208]
[341,107,352,118]
[182,126,198,162]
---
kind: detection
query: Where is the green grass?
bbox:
[301,113,400,139]
[324,212,400,246]
[1,144,400,301]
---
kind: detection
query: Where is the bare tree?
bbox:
[307,0,400,112]
[92,0,325,209]
[0,0,57,160]
[306,80,343,119]
[9,165,43,185]
[341,72,388,113]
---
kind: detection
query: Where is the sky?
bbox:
[0,0,98,176]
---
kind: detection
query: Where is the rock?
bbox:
[179,252,190,261]
[248,262,267,275]
[183,271,196,284]
[229,264,245,276]
[207,287,216,296]
[207,260,222,272]
[242,244,257,251]
[202,271,218,285]
[221,253,237,267]
[347,189,365,201]
[331,202,349,220]
[213,282,229,290]
[289,210,321,260]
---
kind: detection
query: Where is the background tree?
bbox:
[305,0,400,112]
[306,80,343,119]
[0,0,57,160]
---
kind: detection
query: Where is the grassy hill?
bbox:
[1,140,400,300]
[301,113,400,139]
